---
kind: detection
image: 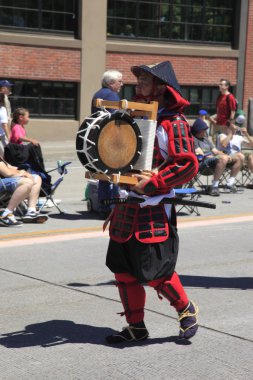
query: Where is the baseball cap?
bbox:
[198,109,208,116]
[0,80,14,87]
[191,118,208,135]
[235,114,246,125]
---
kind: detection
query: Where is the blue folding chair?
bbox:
[174,188,201,216]
[37,161,72,213]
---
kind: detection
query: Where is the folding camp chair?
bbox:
[226,165,252,188]
[0,188,12,213]
[239,165,252,186]
[36,161,72,213]
[186,155,215,193]
[240,148,253,186]
[218,162,246,191]
[188,166,214,192]
[4,143,71,213]
[174,188,201,216]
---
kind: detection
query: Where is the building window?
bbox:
[0,0,78,36]
[181,86,219,116]
[120,85,136,101]
[107,0,235,44]
[121,84,220,117]
[10,80,78,119]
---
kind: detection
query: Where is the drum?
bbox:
[76,110,142,174]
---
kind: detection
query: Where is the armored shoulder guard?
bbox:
[142,117,199,195]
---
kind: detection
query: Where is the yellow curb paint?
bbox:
[178,214,253,229]
[1,212,253,242]
[0,230,109,248]
[0,213,253,248]
[0,226,102,241]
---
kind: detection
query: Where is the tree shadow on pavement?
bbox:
[0,320,188,348]
[180,275,253,290]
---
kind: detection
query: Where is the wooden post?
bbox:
[95,99,158,120]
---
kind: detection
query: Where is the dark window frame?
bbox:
[181,85,220,117]
[9,79,78,120]
[121,84,222,117]
[0,0,79,37]
[107,0,237,46]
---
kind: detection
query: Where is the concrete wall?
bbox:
[25,119,79,141]
[79,0,107,122]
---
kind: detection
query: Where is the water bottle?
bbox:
[57,160,63,174]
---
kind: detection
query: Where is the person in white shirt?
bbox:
[0,93,10,156]
[0,79,13,124]
[217,115,253,191]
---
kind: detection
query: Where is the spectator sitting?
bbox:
[10,108,39,146]
[233,113,253,189]
[216,116,253,192]
[0,156,48,227]
[192,118,241,196]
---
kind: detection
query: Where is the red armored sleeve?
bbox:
[142,117,199,195]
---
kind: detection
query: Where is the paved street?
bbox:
[0,143,252,379]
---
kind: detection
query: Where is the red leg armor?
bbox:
[115,273,146,324]
[148,271,189,312]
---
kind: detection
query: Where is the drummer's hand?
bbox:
[130,173,153,194]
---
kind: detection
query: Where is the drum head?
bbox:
[76,111,142,174]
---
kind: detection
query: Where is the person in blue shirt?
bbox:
[91,70,123,218]
[91,70,123,113]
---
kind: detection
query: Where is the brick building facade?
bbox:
[106,53,238,87]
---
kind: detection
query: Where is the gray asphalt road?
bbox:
[0,213,253,379]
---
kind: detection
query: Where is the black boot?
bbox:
[106,321,149,344]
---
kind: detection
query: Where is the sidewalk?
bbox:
[1,142,253,238]
[40,140,77,165]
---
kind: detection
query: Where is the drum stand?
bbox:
[85,99,158,185]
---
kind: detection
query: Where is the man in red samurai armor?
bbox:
[105,61,199,344]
